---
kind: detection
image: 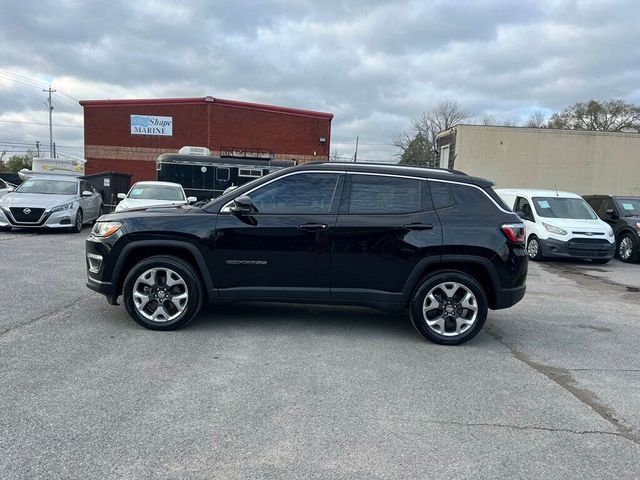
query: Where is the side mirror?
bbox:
[82,190,93,197]
[605,208,618,219]
[187,196,197,204]
[117,193,126,200]
[230,195,253,214]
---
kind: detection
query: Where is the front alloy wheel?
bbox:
[410,272,488,345]
[123,255,203,330]
[618,233,640,263]
[527,237,542,261]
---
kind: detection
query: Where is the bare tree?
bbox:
[524,111,547,128]
[395,99,471,166]
[329,150,345,162]
[478,114,517,127]
[547,99,640,132]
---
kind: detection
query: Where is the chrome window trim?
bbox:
[221,170,346,212]
[429,178,512,214]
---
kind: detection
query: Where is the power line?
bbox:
[0,119,83,128]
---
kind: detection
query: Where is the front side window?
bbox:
[16,179,77,195]
[615,198,640,217]
[128,184,185,201]
[248,173,340,214]
[532,197,597,220]
[514,197,535,222]
[348,175,430,214]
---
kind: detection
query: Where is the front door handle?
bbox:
[402,223,434,231]
[298,223,329,232]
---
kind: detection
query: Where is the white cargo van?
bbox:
[496,189,615,263]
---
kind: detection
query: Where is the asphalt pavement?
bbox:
[1,229,639,479]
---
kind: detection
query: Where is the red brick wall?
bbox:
[83,98,332,182]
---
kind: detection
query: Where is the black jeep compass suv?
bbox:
[86,162,527,345]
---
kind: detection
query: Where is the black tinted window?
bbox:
[348,175,430,214]
[429,181,453,209]
[450,184,495,214]
[249,173,340,214]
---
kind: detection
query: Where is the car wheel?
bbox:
[123,255,204,330]
[618,233,640,263]
[70,209,83,233]
[527,236,543,261]
[409,271,488,345]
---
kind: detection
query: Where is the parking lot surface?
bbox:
[1,229,639,479]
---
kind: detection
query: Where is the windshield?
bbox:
[128,184,185,201]
[16,178,77,195]
[532,197,597,220]
[616,197,640,217]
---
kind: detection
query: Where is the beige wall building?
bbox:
[436,124,640,195]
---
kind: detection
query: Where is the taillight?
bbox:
[501,223,526,243]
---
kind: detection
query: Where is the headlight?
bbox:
[543,222,567,236]
[607,226,614,237]
[50,202,74,213]
[635,222,640,231]
[92,221,123,238]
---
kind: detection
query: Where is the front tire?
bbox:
[70,209,83,233]
[123,255,204,330]
[527,236,543,261]
[617,233,640,263]
[410,271,488,345]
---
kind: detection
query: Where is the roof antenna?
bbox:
[555,184,559,197]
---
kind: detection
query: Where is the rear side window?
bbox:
[348,175,431,214]
[429,181,453,209]
[449,184,496,214]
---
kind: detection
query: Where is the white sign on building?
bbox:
[130,115,173,136]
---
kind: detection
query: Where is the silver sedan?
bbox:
[0,175,103,232]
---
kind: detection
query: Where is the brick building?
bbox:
[80,96,333,182]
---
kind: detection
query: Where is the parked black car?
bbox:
[85,162,527,345]
[584,195,640,263]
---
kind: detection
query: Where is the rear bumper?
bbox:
[539,237,615,260]
[493,284,526,310]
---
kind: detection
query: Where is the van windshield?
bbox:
[532,197,597,220]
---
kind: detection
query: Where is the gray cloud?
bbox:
[1,0,639,162]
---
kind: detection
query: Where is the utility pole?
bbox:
[53,142,57,159]
[43,85,55,157]
[35,141,40,157]
[353,135,359,163]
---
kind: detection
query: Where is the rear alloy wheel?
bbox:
[123,255,203,330]
[618,233,640,263]
[410,272,488,345]
[70,209,83,233]
[527,236,543,261]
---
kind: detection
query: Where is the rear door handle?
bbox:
[402,223,434,231]
[298,223,329,232]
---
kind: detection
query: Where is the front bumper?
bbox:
[0,206,76,229]
[539,237,615,260]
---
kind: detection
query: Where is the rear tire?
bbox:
[527,236,543,261]
[617,233,640,263]
[410,271,488,345]
[123,255,204,330]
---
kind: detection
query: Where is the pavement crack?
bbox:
[0,294,94,337]
[569,368,640,373]
[486,324,640,446]
[420,419,625,438]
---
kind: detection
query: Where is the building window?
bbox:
[239,169,263,178]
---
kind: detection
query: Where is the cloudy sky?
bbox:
[1,0,639,162]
